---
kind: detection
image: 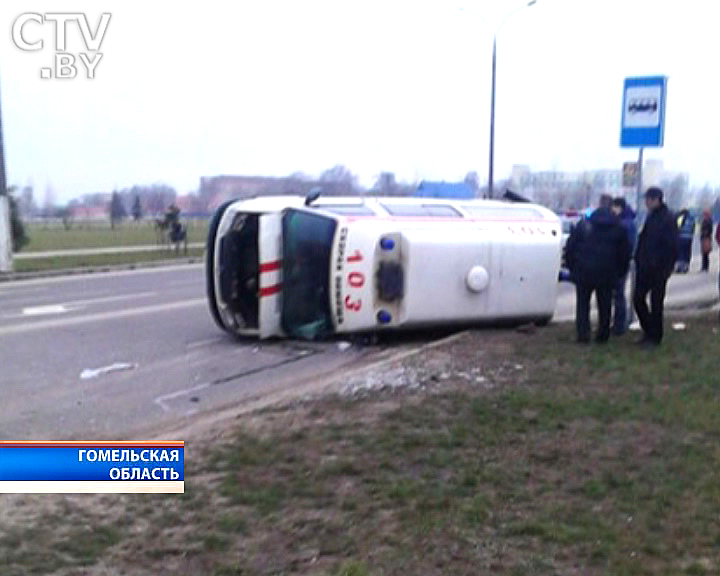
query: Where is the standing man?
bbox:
[611,197,637,335]
[165,203,182,242]
[564,194,630,344]
[633,187,679,346]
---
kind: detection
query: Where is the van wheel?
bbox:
[206,200,235,333]
[534,315,552,327]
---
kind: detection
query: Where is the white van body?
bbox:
[206,195,562,339]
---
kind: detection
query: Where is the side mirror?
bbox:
[305,189,321,206]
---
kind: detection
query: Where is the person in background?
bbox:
[165,203,182,242]
[564,194,630,344]
[611,197,637,335]
[633,187,679,346]
[700,211,713,272]
[165,203,180,228]
[675,208,695,273]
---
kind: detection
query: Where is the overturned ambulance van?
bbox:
[206,195,562,339]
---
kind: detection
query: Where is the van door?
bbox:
[258,213,285,338]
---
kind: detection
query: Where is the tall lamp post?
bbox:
[463,0,537,198]
[0,71,13,273]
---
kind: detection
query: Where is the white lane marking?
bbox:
[62,291,158,307]
[9,292,159,319]
[0,298,206,337]
[80,362,137,380]
[154,383,210,412]
[22,304,70,316]
[2,289,111,307]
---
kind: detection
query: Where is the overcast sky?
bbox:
[1,0,718,204]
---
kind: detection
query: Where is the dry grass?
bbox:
[2,317,720,575]
[22,220,209,252]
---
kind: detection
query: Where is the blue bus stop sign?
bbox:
[620,76,667,148]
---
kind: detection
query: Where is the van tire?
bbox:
[534,315,552,327]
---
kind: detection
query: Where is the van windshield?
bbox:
[281,209,337,339]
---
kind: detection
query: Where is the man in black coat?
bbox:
[564,194,631,343]
[633,187,679,345]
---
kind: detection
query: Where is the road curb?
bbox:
[0,256,203,283]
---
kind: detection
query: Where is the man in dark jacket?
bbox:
[633,187,679,345]
[565,194,631,343]
[611,197,637,335]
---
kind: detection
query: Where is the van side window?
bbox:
[461,206,544,220]
[380,204,462,217]
[313,204,376,216]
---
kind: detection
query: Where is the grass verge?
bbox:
[21,220,209,252]
[2,317,720,575]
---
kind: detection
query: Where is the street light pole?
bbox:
[0,70,13,273]
[488,36,497,199]
[0,74,6,200]
[484,0,537,199]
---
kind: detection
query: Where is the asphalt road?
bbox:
[0,265,370,440]
[1,260,718,440]
[554,254,720,322]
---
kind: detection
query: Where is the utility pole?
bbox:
[483,0,537,198]
[0,71,14,273]
[488,36,497,198]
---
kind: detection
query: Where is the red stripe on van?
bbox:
[259,260,282,273]
[259,283,282,297]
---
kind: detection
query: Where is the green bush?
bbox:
[8,194,28,252]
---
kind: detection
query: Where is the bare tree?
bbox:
[464,171,480,197]
[109,191,126,229]
[319,165,358,196]
[373,172,398,196]
[43,184,56,219]
[118,184,177,216]
[20,185,36,219]
[696,183,714,211]
[7,186,28,251]
[132,195,142,220]
[662,175,688,211]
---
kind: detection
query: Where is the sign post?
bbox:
[620,75,668,210]
[620,75,668,327]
